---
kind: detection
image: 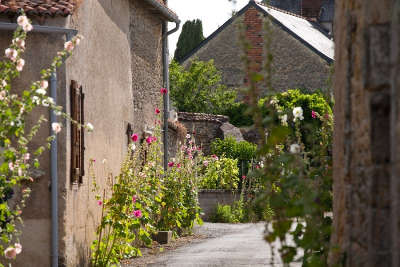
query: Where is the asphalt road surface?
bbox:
[145,223,301,267]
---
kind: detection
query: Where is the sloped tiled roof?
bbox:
[256,3,334,61]
[0,0,75,16]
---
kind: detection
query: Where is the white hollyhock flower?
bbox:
[52,122,62,134]
[1,80,6,88]
[292,107,304,122]
[32,96,40,105]
[14,243,22,254]
[42,97,54,107]
[280,114,288,126]
[86,123,94,132]
[290,144,301,154]
[36,88,46,95]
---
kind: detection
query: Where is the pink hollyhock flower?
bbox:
[14,243,22,254]
[211,155,219,160]
[97,200,102,206]
[132,195,137,203]
[133,210,142,218]
[16,58,25,72]
[17,15,28,28]
[5,48,17,62]
[155,108,160,114]
[160,88,168,94]
[146,136,153,144]
[131,133,138,142]
[311,110,317,119]
[8,162,14,171]
[4,247,17,259]
[242,175,246,180]
[13,38,25,50]
[176,163,181,168]
[168,162,174,167]
[40,80,48,89]
[64,41,74,52]
[203,160,209,167]
[0,90,6,100]
[152,136,157,142]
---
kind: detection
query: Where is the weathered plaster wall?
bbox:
[182,7,331,94]
[61,0,135,266]
[330,0,399,266]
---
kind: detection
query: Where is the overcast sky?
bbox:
[167,0,250,57]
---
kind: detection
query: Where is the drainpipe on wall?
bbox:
[144,0,180,170]
[0,22,77,267]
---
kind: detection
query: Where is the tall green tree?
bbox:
[174,19,205,62]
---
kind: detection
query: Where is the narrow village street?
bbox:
[124,223,302,267]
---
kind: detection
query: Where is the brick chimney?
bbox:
[301,0,323,19]
[243,5,264,84]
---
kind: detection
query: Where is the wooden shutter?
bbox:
[79,85,85,182]
[70,80,85,184]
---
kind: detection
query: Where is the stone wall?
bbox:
[181,5,331,95]
[198,190,241,221]
[178,112,229,155]
[330,0,400,266]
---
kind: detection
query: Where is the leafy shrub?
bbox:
[222,102,253,127]
[209,197,246,223]
[211,137,257,162]
[199,156,239,190]
[170,59,238,115]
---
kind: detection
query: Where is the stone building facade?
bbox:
[0,0,178,266]
[180,0,334,95]
[330,0,400,266]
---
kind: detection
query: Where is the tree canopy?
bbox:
[173,19,205,62]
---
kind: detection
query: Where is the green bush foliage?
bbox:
[169,59,238,115]
[199,156,239,190]
[211,137,257,162]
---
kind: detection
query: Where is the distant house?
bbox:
[0,0,179,266]
[180,0,334,94]
[268,0,334,35]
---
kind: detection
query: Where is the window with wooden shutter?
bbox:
[70,80,85,184]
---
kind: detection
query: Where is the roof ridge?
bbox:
[256,2,311,21]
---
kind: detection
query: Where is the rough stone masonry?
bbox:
[330,0,400,266]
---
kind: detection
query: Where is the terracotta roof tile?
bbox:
[0,0,76,16]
